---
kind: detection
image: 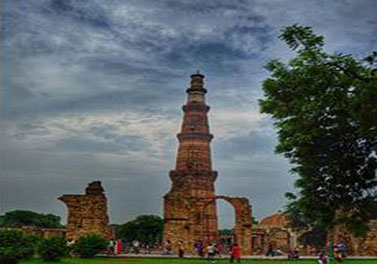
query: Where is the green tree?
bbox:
[259,24,377,236]
[0,210,63,228]
[219,228,233,236]
[116,215,163,245]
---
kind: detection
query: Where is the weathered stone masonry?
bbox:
[59,181,110,240]
[163,73,253,255]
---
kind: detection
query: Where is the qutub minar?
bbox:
[163,72,253,254]
[57,72,377,256]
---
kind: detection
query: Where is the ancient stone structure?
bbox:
[0,227,66,239]
[22,226,66,238]
[254,213,299,254]
[163,72,253,255]
[199,196,253,255]
[59,181,110,240]
[332,220,377,256]
[254,212,377,256]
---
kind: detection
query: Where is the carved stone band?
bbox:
[182,104,210,112]
[177,133,213,142]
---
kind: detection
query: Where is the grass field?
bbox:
[21,258,377,264]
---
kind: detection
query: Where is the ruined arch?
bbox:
[199,196,253,255]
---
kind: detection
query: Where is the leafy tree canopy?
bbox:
[260,24,377,237]
[219,228,233,235]
[116,215,163,245]
[0,210,63,229]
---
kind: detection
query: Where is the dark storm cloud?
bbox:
[2,0,376,224]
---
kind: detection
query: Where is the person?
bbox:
[266,243,275,257]
[293,247,299,259]
[337,241,347,259]
[288,247,299,260]
[164,240,172,255]
[178,240,185,258]
[107,238,115,255]
[334,246,344,263]
[116,239,123,255]
[207,243,216,263]
[198,241,204,257]
[194,241,200,255]
[132,240,140,254]
[216,243,224,258]
[318,253,328,264]
[230,243,241,263]
[114,239,119,254]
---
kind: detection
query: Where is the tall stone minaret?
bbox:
[163,72,218,252]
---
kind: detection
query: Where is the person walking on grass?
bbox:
[207,243,216,263]
[116,239,123,254]
[106,238,115,255]
[230,243,241,263]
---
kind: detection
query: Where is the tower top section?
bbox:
[190,69,205,78]
[174,72,215,172]
[187,70,207,95]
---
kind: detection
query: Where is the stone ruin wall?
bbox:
[22,226,66,238]
[254,213,377,256]
[332,219,377,256]
[59,181,110,241]
[0,226,66,239]
[164,194,253,255]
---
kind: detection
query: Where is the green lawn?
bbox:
[21,258,377,264]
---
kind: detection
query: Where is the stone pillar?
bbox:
[59,181,110,241]
[230,197,253,255]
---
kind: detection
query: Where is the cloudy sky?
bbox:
[2,0,376,227]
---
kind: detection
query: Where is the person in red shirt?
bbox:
[116,239,123,255]
[230,243,241,263]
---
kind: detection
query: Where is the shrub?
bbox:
[21,234,42,258]
[37,236,68,261]
[0,229,37,264]
[73,234,107,258]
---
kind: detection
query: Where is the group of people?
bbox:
[318,241,348,264]
[263,241,347,264]
[314,241,348,264]
[106,238,124,255]
[81,235,350,264]
[206,242,242,263]
[106,239,154,255]
[163,239,242,262]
